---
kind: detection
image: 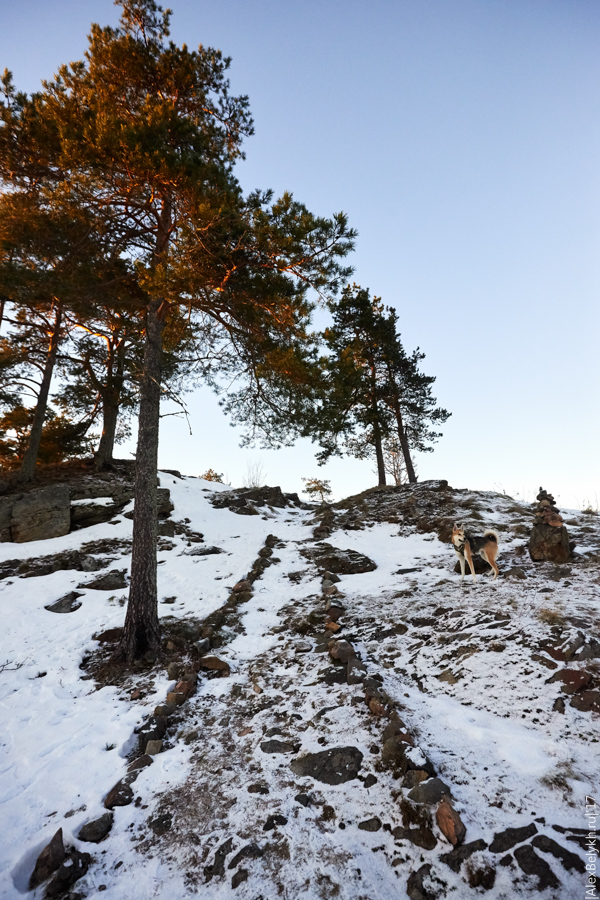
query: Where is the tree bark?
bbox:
[373,424,387,486]
[95,341,125,469]
[391,391,417,484]
[18,303,63,483]
[119,298,164,662]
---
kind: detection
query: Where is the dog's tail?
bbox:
[483,529,499,543]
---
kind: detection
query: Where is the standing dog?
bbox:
[452,523,499,582]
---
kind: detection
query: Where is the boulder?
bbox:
[78,812,113,843]
[408,777,451,805]
[440,838,488,872]
[301,543,377,574]
[29,828,65,890]
[513,844,559,891]
[436,798,466,846]
[11,485,70,543]
[45,848,91,898]
[82,568,127,591]
[489,822,537,853]
[104,780,134,808]
[529,524,570,563]
[290,746,363,784]
[44,591,84,614]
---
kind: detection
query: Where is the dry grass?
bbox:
[537,607,566,627]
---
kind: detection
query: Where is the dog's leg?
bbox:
[464,542,476,583]
[482,547,499,580]
[456,550,466,580]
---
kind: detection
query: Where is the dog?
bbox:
[452,523,499,582]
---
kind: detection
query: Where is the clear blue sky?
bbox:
[2,0,599,508]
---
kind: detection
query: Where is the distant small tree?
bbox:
[200,468,224,483]
[243,459,266,489]
[302,476,332,503]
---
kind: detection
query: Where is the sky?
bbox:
[1,0,599,508]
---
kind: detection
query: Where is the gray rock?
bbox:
[529,524,571,564]
[489,823,537,853]
[531,834,585,873]
[347,657,367,684]
[71,498,125,529]
[104,780,134,809]
[514,844,560,890]
[44,591,84,614]
[260,739,299,754]
[408,777,451,805]
[194,637,211,655]
[136,715,167,751]
[358,816,381,832]
[290,746,363,785]
[440,838,488,872]
[78,813,113,843]
[205,838,234,880]
[228,843,263,869]
[406,864,437,900]
[29,828,65,889]
[84,569,128,591]
[11,485,70,543]
[395,825,437,850]
[45,848,91,898]
[301,543,377,574]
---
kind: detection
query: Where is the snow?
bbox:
[0,477,598,899]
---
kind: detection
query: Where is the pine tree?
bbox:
[1,1,355,661]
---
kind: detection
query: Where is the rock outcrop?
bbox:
[529,487,571,563]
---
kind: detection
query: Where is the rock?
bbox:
[84,568,127,590]
[504,566,526,579]
[326,605,344,622]
[205,837,233,880]
[194,637,211,655]
[436,798,466,846]
[264,813,287,831]
[158,519,176,537]
[324,570,341,584]
[136,715,167,751]
[328,640,356,663]
[232,869,249,889]
[489,822,537,853]
[290,746,363,785]
[403,769,430,789]
[358,816,381,832]
[440,838,488,872]
[233,579,252,593]
[570,691,600,713]
[174,679,195,699]
[128,755,153,772]
[394,825,437,850]
[247,783,269,794]
[529,524,571,563]
[406,864,436,900]
[531,834,585,873]
[547,668,592,694]
[363,774,378,788]
[104,780,134,809]
[294,793,311,806]
[467,863,496,890]
[0,496,15,541]
[44,591,84,614]
[78,813,113,843]
[453,555,491,575]
[553,697,565,714]
[45,848,91,898]
[149,813,172,836]
[300,543,377,574]
[29,828,65,890]
[10,485,71,543]
[408,777,451,805]
[260,739,299,754]
[156,487,174,517]
[381,735,424,772]
[185,545,222,556]
[368,698,387,716]
[145,739,163,755]
[513,844,560,890]
[71,498,126,529]
[197,656,230,676]
[228,843,263,869]
[347,657,367,684]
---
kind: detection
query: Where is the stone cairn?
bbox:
[529,486,571,564]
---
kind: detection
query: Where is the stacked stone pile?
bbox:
[529,486,571,564]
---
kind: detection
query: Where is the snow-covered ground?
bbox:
[0,476,598,899]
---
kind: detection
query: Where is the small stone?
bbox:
[394,825,437,850]
[166,662,180,681]
[247,783,269,795]
[174,679,195,698]
[128,755,153,772]
[363,774,378,788]
[325,621,340,632]
[260,739,299,754]
[368,698,387,716]
[252,682,262,693]
[228,843,263,869]
[154,702,177,717]
[436,798,466,846]
[78,813,113,844]
[29,828,65,889]
[328,640,356,663]
[194,637,211,655]
[358,816,382,832]
[197,656,230,676]
[264,813,287,831]
[166,691,185,706]
[44,592,84,614]
[295,793,311,807]
[145,739,163,755]
[347,657,367,684]
[233,579,252,593]
[402,770,429,789]
[149,813,172,836]
[104,780,134,809]
[570,690,600,713]
[409,777,451,805]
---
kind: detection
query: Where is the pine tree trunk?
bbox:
[95,343,125,469]
[392,393,417,484]
[373,426,387,486]
[119,298,164,662]
[18,304,63,483]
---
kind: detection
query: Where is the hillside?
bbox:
[1,473,598,900]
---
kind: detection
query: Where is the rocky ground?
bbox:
[1,474,599,899]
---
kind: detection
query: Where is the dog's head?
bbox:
[452,523,465,546]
